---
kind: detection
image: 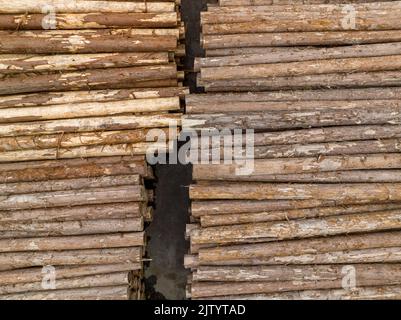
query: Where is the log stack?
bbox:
[184,0,401,300]
[0,0,186,300]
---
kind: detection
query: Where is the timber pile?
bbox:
[184,0,401,300]
[0,0,186,300]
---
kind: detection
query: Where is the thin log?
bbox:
[0,13,178,30]
[0,247,142,271]
[0,185,146,210]
[0,52,170,74]
[0,286,128,300]
[200,204,401,227]
[0,263,139,286]
[0,232,144,253]
[191,210,401,245]
[0,34,177,54]
[0,1,175,14]
[0,272,129,295]
[0,87,188,108]
[0,64,177,95]
[198,231,401,263]
[0,113,181,137]
[0,202,145,223]
[193,154,401,178]
[0,217,144,238]
[200,55,401,81]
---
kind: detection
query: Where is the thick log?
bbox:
[200,71,401,92]
[198,231,401,263]
[201,55,401,81]
[195,43,401,71]
[0,232,144,253]
[0,65,177,95]
[0,272,129,295]
[0,286,128,300]
[0,52,170,74]
[191,210,401,245]
[0,13,178,30]
[0,185,146,210]
[0,202,145,223]
[0,113,181,137]
[200,204,401,227]
[0,263,139,286]
[0,247,142,271]
[0,128,174,152]
[0,1,175,14]
[0,87,188,108]
[193,154,401,179]
[201,31,401,49]
[0,217,144,238]
[219,0,396,6]
[0,175,140,195]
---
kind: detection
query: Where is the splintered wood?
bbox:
[184,0,401,300]
[0,0,186,300]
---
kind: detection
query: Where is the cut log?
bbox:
[0,202,145,223]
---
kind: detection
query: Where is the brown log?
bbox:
[0,175,140,195]
[201,55,401,81]
[200,71,401,92]
[190,267,401,298]
[182,107,401,131]
[0,97,179,122]
[0,272,129,295]
[0,113,181,137]
[0,286,128,300]
[0,13,178,30]
[190,182,401,202]
[198,231,401,264]
[0,159,148,183]
[0,185,146,211]
[219,0,396,6]
[191,210,401,245]
[193,154,401,178]
[0,263,139,286]
[0,232,144,253]
[201,31,401,49]
[0,128,174,152]
[200,204,401,227]
[200,285,401,300]
[0,217,144,238]
[0,247,142,271]
[0,202,145,223]
[0,52,170,74]
[0,65,177,95]
[0,1,175,14]
[0,87,188,108]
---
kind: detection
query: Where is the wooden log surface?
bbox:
[0,263,139,286]
[0,285,128,300]
[0,232,144,253]
[0,247,142,271]
[0,202,145,223]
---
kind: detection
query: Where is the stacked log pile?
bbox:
[0,0,186,300]
[183,0,401,300]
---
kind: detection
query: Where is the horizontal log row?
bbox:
[186,0,401,300]
[0,0,185,301]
